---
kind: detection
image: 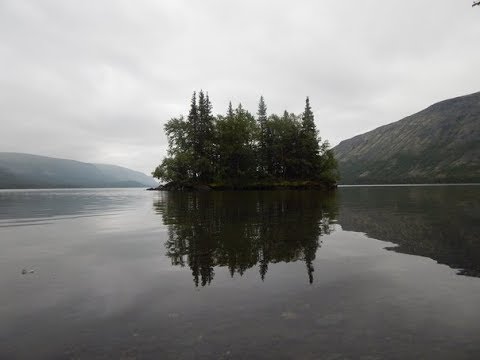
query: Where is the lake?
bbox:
[1,186,479,359]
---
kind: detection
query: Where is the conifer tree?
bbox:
[257,96,268,176]
[301,97,316,134]
[299,97,321,178]
[187,92,199,150]
[205,92,215,178]
[196,90,215,181]
[227,101,234,119]
[197,90,207,156]
[188,91,199,132]
[205,92,213,117]
[187,91,200,178]
[257,96,267,123]
[198,90,206,125]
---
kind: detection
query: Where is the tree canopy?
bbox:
[153,92,338,188]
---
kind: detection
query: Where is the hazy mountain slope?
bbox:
[94,163,158,187]
[333,92,480,184]
[0,153,157,188]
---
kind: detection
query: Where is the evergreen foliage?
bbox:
[299,97,321,177]
[257,96,268,176]
[153,92,338,187]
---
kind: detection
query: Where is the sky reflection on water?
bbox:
[0,187,479,359]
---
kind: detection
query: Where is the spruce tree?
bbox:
[197,90,207,158]
[205,92,215,178]
[187,91,199,178]
[257,96,268,177]
[196,90,215,181]
[301,97,316,134]
[187,91,199,147]
[300,97,320,179]
[198,90,206,126]
[257,96,267,123]
[205,92,213,118]
[227,101,234,119]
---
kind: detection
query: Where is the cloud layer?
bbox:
[1,0,479,174]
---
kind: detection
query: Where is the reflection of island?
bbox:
[154,191,337,286]
[337,186,480,277]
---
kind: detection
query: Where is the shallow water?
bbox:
[0,186,479,359]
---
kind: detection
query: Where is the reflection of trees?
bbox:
[338,186,480,277]
[154,191,337,286]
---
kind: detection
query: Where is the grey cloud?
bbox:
[1,0,479,174]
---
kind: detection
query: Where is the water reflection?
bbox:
[338,186,480,277]
[0,189,143,224]
[154,186,480,282]
[153,191,338,286]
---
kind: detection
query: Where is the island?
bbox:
[151,91,338,190]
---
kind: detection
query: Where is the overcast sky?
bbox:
[1,0,479,175]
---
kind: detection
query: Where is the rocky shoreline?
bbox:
[147,181,337,191]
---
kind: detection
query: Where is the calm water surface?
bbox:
[0,186,479,359]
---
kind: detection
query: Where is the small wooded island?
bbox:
[152,91,338,190]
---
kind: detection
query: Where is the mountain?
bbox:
[333,92,480,184]
[0,153,158,188]
[92,163,158,187]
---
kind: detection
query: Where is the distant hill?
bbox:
[333,92,480,184]
[0,153,158,188]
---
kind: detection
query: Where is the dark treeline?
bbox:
[153,191,338,286]
[153,91,338,187]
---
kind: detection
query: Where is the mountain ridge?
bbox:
[0,152,158,189]
[333,92,480,184]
